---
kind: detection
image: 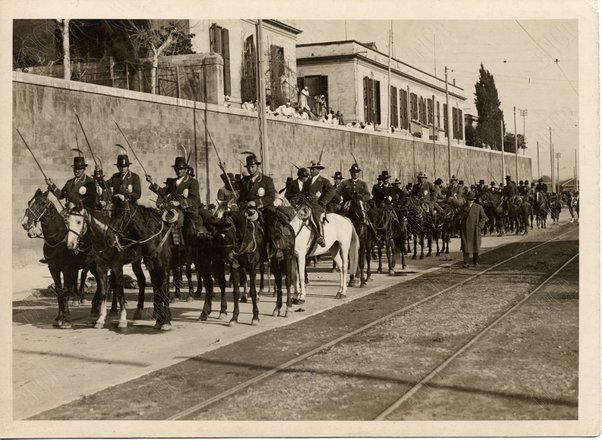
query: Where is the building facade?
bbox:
[189,19,302,107]
[297,40,467,144]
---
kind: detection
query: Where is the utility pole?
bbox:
[536,141,540,178]
[500,120,505,181]
[387,22,392,131]
[445,66,452,181]
[432,94,436,178]
[513,106,519,180]
[575,148,579,191]
[555,152,561,193]
[520,109,528,156]
[549,127,554,194]
[257,20,268,174]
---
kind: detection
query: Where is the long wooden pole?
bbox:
[513,106,519,180]
[445,67,452,181]
[500,120,505,182]
[257,20,268,174]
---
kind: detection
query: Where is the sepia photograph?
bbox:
[2,0,599,437]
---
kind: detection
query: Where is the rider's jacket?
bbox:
[337,178,371,203]
[103,171,142,203]
[49,174,97,209]
[303,175,336,207]
[237,173,276,209]
[149,174,200,213]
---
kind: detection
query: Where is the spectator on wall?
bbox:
[317,95,327,118]
[364,122,375,131]
[299,86,310,111]
[275,101,295,118]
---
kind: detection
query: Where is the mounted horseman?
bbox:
[372,170,397,207]
[145,155,206,238]
[285,167,310,204]
[46,155,97,211]
[337,162,372,207]
[411,171,442,214]
[303,159,337,247]
[95,151,142,213]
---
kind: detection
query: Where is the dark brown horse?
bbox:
[64,200,174,330]
[346,193,378,287]
[21,189,100,328]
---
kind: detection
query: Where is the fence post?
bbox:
[176,65,181,99]
[109,57,115,87]
[137,69,142,92]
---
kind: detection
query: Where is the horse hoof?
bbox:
[304,279,310,285]
[412,255,417,260]
[53,320,62,328]
[198,313,208,321]
[251,318,259,326]
[229,320,237,327]
[292,298,305,305]
[69,300,76,307]
[388,269,395,276]
[348,279,359,287]
[187,296,194,302]
[133,309,143,320]
[240,296,247,303]
[360,282,367,288]
[153,321,162,329]
[377,269,382,274]
[272,308,279,317]
[118,321,127,329]
[60,322,72,329]
[160,323,172,331]
[420,255,424,260]
[79,299,88,306]
[218,312,228,320]
[94,321,104,329]
[335,293,347,300]
[108,309,118,316]
[171,297,180,303]
[285,307,293,317]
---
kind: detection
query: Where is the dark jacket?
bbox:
[150,174,200,212]
[50,174,97,210]
[337,178,371,203]
[460,202,488,253]
[106,171,142,202]
[285,178,305,202]
[303,175,336,207]
[237,173,276,209]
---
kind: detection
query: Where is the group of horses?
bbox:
[20,185,568,331]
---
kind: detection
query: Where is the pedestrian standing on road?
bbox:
[459,191,488,268]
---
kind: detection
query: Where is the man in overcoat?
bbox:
[459,191,488,268]
[97,154,142,210]
[285,167,310,202]
[337,163,371,204]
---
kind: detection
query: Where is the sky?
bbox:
[291,20,579,181]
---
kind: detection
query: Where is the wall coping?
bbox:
[13,71,525,160]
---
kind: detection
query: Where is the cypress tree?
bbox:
[474,64,504,150]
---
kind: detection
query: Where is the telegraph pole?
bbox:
[536,141,540,178]
[575,148,579,190]
[520,109,528,156]
[555,152,561,193]
[387,22,392,131]
[513,106,519,180]
[500,119,505,182]
[432,94,436,178]
[549,127,554,193]
[445,66,452,181]
[257,20,268,174]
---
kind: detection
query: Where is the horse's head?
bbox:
[213,214,238,263]
[215,198,239,219]
[22,189,53,238]
[347,192,368,226]
[63,201,88,250]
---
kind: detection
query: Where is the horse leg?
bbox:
[335,245,348,300]
[377,241,383,273]
[271,258,283,317]
[229,265,241,326]
[152,267,172,331]
[89,265,102,318]
[283,255,294,317]
[94,270,109,329]
[249,263,260,326]
[112,265,128,329]
[77,268,88,305]
[412,232,418,259]
[185,262,194,302]
[199,268,214,321]
[216,262,228,319]
[109,271,118,315]
[60,269,75,329]
[258,261,265,298]
[387,238,395,276]
[296,251,307,303]
[132,260,146,320]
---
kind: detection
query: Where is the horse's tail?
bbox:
[348,219,359,278]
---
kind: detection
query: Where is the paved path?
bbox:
[12,217,572,419]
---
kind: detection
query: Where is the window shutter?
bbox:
[221,28,230,96]
[363,77,369,122]
[209,24,215,53]
[390,86,398,128]
[458,109,463,139]
[375,80,381,124]
[443,103,448,135]
[320,75,329,106]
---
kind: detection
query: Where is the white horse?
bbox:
[289,209,359,303]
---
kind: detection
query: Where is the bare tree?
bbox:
[55,19,71,80]
[126,21,192,94]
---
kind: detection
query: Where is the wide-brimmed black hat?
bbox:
[466,191,476,200]
[506,175,512,181]
[450,175,458,182]
[220,172,234,181]
[417,171,427,179]
[172,156,188,170]
[479,179,485,185]
[349,163,362,173]
[245,154,261,168]
[115,154,132,167]
[297,167,309,178]
[332,171,343,180]
[309,160,325,170]
[434,178,443,185]
[72,156,88,170]
[392,178,402,186]
[380,170,391,181]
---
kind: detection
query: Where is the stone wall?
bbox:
[12,72,531,266]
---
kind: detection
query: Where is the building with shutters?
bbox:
[189,19,302,107]
[296,40,467,144]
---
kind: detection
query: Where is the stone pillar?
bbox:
[202,54,224,105]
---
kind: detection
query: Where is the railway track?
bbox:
[32,225,578,420]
